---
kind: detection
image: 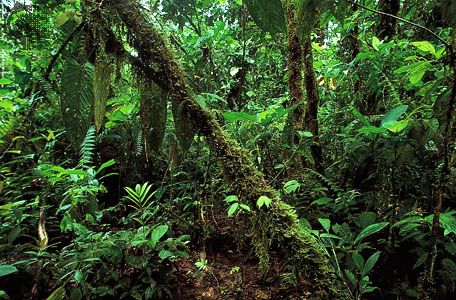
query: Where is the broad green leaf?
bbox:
[358,212,377,228]
[352,107,370,126]
[150,225,168,247]
[412,41,436,56]
[358,126,388,135]
[354,222,389,244]
[381,105,408,126]
[409,70,426,84]
[352,252,365,272]
[96,159,116,174]
[381,120,409,133]
[0,78,13,85]
[230,67,240,76]
[257,195,272,209]
[320,233,341,239]
[372,36,381,51]
[0,264,17,277]
[283,180,300,194]
[345,269,356,285]
[55,12,70,27]
[224,195,238,203]
[244,0,286,35]
[391,216,425,228]
[362,252,380,275]
[318,218,331,232]
[158,250,174,260]
[228,203,239,216]
[223,111,257,122]
[74,270,84,283]
[240,204,251,211]
[311,197,333,206]
[297,131,313,138]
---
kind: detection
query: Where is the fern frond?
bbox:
[136,130,143,157]
[78,126,96,168]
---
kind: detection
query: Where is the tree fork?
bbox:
[101,0,349,297]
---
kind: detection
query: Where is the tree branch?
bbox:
[344,0,449,47]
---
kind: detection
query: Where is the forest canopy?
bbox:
[1,0,456,299]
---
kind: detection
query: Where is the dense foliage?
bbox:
[1,0,456,299]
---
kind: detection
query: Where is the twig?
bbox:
[344,0,449,47]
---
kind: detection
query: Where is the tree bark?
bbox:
[378,0,401,39]
[285,2,306,133]
[303,36,324,173]
[101,0,349,297]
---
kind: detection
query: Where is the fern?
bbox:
[61,58,95,148]
[136,130,143,157]
[0,117,16,152]
[78,126,96,168]
[305,167,342,194]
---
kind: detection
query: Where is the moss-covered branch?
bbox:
[101,0,349,297]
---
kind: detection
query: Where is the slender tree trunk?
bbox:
[285,2,324,173]
[285,2,306,133]
[101,0,349,297]
[378,0,401,39]
[420,42,456,298]
[303,36,324,173]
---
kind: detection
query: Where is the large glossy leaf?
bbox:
[380,105,408,126]
[150,225,169,248]
[412,41,436,56]
[61,59,95,148]
[363,252,380,275]
[318,218,331,232]
[0,264,17,277]
[223,111,257,122]
[354,222,389,244]
[244,0,286,35]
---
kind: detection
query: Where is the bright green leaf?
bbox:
[0,264,17,277]
[228,203,239,216]
[257,195,272,209]
[363,252,380,275]
[412,41,436,56]
[150,225,168,247]
[318,218,331,232]
[354,222,389,244]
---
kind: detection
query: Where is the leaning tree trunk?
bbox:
[101,0,349,297]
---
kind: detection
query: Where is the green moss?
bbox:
[102,1,350,297]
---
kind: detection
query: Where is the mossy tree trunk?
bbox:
[285,2,306,133]
[302,36,324,173]
[285,2,324,173]
[100,0,349,297]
